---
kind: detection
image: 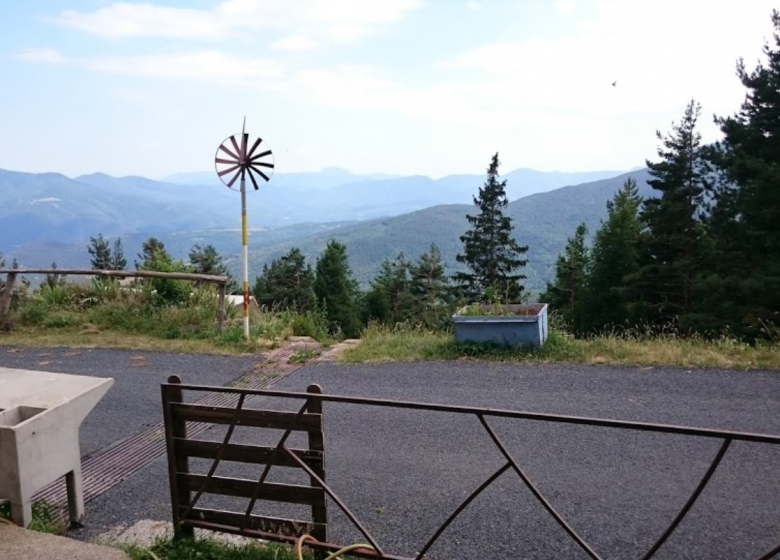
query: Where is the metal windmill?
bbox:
[214,118,275,339]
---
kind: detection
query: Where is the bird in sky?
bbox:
[612,81,617,87]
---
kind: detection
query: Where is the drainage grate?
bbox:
[32,343,321,513]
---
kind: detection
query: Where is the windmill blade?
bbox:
[226,169,242,188]
[229,135,241,159]
[254,162,274,169]
[240,132,249,161]
[250,164,270,182]
[250,149,272,162]
[247,168,260,190]
[218,163,241,177]
[247,137,263,160]
[219,144,240,161]
[216,157,240,165]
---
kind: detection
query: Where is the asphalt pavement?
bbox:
[2,348,779,559]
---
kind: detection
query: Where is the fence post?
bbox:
[306,384,327,546]
[162,375,194,539]
[0,272,18,329]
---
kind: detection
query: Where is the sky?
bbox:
[0,0,777,180]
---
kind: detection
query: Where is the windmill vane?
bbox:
[214,122,275,191]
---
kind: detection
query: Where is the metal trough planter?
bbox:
[452,303,549,347]
[0,367,113,528]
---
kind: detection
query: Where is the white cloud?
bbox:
[466,1,482,11]
[270,35,317,51]
[85,51,284,84]
[554,0,577,17]
[14,48,65,63]
[281,0,779,173]
[53,0,423,46]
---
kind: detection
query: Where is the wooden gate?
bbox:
[161,375,327,544]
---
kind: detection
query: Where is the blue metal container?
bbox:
[452,303,549,347]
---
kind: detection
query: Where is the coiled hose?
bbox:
[296,533,377,560]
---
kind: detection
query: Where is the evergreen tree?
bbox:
[455,152,529,302]
[313,240,361,338]
[408,244,453,328]
[363,253,414,326]
[253,248,315,314]
[636,99,709,326]
[700,10,780,338]
[88,234,112,270]
[136,237,168,270]
[582,178,644,332]
[541,223,590,333]
[109,238,127,271]
[43,262,66,289]
[189,243,237,293]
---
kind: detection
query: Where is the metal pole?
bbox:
[241,174,249,340]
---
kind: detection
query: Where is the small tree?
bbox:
[408,244,453,328]
[189,243,237,293]
[253,248,315,314]
[88,234,112,270]
[454,152,529,303]
[542,223,590,333]
[313,240,361,338]
[43,262,67,290]
[582,178,644,332]
[109,238,127,271]
[363,253,414,326]
[136,237,167,270]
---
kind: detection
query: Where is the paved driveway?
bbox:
[68,359,780,560]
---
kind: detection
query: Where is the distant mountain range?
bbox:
[0,164,645,293]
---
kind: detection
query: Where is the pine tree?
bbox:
[408,244,452,328]
[189,243,237,293]
[313,240,361,338]
[43,262,66,289]
[541,223,589,333]
[455,152,529,302]
[364,253,414,326]
[582,178,644,332]
[700,9,780,338]
[109,238,127,271]
[136,237,168,270]
[636,99,709,326]
[87,234,112,270]
[253,248,315,314]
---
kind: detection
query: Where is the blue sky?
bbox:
[0,0,777,180]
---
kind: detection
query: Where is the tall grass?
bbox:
[340,321,780,370]
[2,279,332,353]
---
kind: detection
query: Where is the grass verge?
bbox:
[0,500,65,534]
[339,324,780,370]
[124,536,314,560]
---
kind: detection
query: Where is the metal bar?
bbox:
[479,415,604,560]
[241,402,310,527]
[284,446,384,555]
[180,393,247,522]
[159,384,780,446]
[754,541,780,560]
[638,438,732,560]
[414,462,511,560]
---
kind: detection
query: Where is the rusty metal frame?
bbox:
[162,378,780,560]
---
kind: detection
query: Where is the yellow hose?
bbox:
[296,533,377,560]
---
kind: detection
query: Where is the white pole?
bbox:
[241,173,249,340]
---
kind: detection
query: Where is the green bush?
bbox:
[43,311,78,328]
[20,299,48,325]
